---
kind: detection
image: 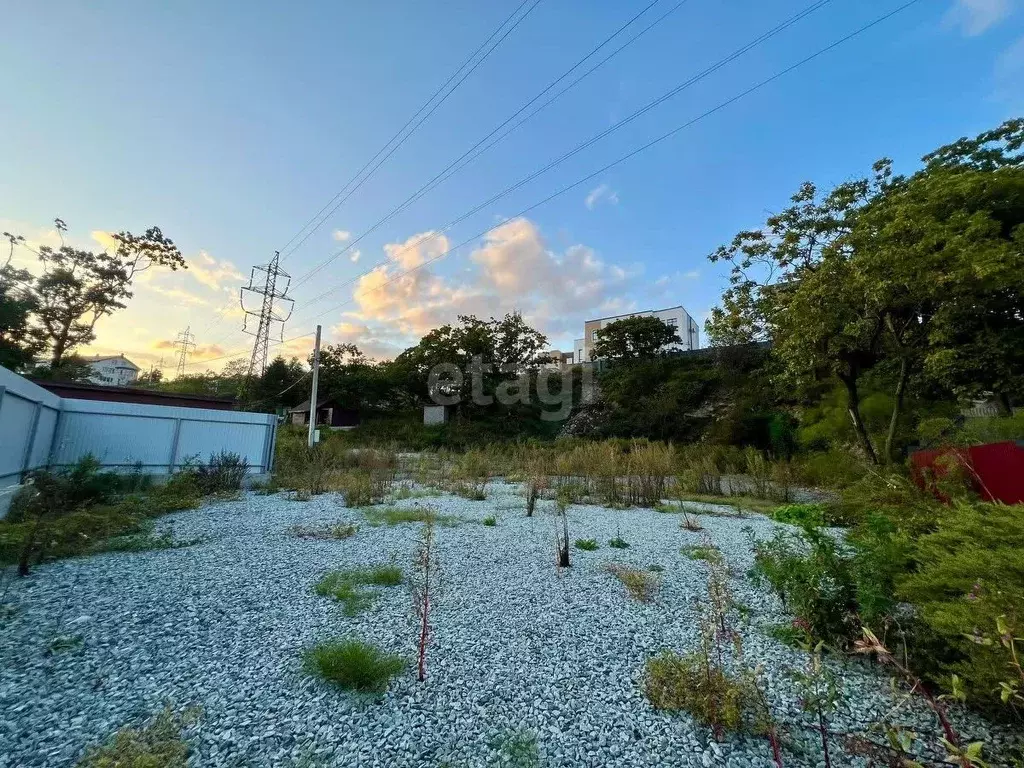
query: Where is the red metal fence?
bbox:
[910,441,1024,504]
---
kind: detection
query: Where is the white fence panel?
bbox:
[0,366,61,489]
[50,399,277,474]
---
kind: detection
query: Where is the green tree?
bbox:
[25,220,185,367]
[255,355,306,409]
[707,174,886,463]
[591,315,680,362]
[0,232,39,370]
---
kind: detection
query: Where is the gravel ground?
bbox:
[0,483,1015,767]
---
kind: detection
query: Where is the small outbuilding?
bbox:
[288,397,359,429]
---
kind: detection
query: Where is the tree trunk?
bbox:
[840,374,878,465]
[997,392,1013,417]
[884,357,909,464]
[50,327,70,369]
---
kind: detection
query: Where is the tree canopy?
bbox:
[591,315,680,362]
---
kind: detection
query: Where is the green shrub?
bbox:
[848,514,912,627]
[482,515,497,526]
[488,729,540,768]
[750,527,858,646]
[792,447,867,490]
[302,638,406,693]
[897,501,1024,707]
[771,503,826,528]
[574,538,598,551]
[643,651,748,732]
[77,706,199,768]
[608,537,630,549]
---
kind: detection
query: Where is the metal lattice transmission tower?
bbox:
[173,327,196,378]
[240,250,295,392]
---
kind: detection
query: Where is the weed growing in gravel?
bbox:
[643,650,748,731]
[77,706,200,768]
[574,538,598,551]
[608,536,629,549]
[90,525,203,555]
[47,634,84,655]
[682,545,724,565]
[790,637,841,768]
[482,515,497,526]
[411,513,442,683]
[286,522,358,540]
[361,506,456,527]
[606,563,659,602]
[680,512,703,531]
[389,485,442,501]
[487,729,540,768]
[302,638,406,694]
[314,566,403,615]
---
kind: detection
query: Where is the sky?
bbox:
[1,0,1021,375]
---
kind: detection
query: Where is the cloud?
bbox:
[584,183,620,210]
[91,230,120,252]
[145,285,212,306]
[350,249,361,263]
[347,218,635,350]
[995,34,1024,107]
[188,251,245,292]
[945,0,1014,35]
[332,230,351,242]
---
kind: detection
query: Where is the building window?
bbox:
[591,330,598,341]
[665,318,678,327]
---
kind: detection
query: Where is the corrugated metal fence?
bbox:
[1,365,277,492]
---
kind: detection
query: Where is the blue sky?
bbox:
[1,0,1021,371]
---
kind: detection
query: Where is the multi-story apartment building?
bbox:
[573,305,699,363]
[83,354,140,386]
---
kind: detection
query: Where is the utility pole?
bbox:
[307,324,322,448]
[173,327,196,378]
[240,250,294,396]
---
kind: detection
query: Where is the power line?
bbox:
[293,0,834,307]
[276,0,543,262]
[185,0,923,370]
[288,0,691,291]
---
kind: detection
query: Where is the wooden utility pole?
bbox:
[307,324,322,448]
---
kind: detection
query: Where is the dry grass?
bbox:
[606,563,659,602]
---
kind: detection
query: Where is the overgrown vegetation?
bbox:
[573,538,598,551]
[301,638,406,694]
[285,521,358,540]
[0,456,206,575]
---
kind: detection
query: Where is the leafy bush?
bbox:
[643,651,749,732]
[301,638,406,693]
[750,527,858,645]
[771,503,826,528]
[574,538,598,551]
[607,563,659,602]
[482,515,497,526]
[77,706,199,768]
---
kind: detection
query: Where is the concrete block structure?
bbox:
[573,305,699,363]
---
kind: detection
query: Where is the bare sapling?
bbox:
[554,490,571,568]
[790,636,839,768]
[411,511,442,683]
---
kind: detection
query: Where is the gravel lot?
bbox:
[0,483,1012,767]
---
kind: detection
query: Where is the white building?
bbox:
[573,305,699,363]
[83,354,140,386]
